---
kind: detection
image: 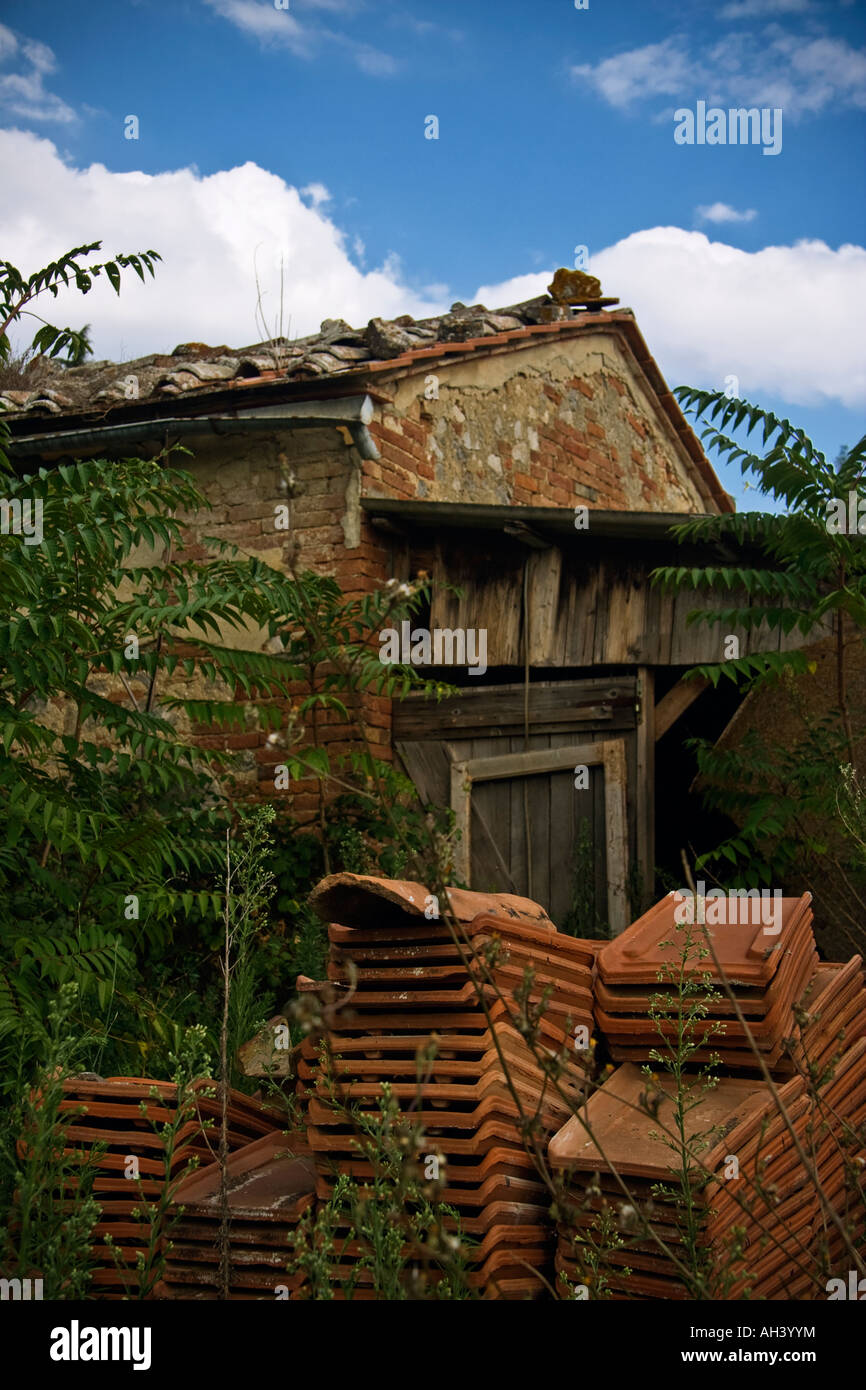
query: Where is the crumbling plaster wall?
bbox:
[365,333,707,514]
[177,423,379,595]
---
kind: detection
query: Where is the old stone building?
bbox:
[8,282,773,926]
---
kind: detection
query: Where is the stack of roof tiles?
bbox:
[296,874,597,1299]
[550,1038,866,1300]
[32,885,864,1302]
[46,1076,284,1298]
[549,892,866,1300]
[790,956,866,1276]
[593,892,818,1071]
[158,1131,316,1300]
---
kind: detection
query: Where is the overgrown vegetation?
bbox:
[653,390,866,953]
[1,253,862,1302]
[0,982,102,1299]
[288,1084,473,1300]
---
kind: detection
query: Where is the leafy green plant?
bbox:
[653,392,865,705]
[561,817,608,938]
[0,242,159,412]
[556,1201,631,1301]
[652,390,866,948]
[221,807,277,1090]
[0,454,319,1085]
[105,1024,213,1300]
[0,981,102,1298]
[288,1081,474,1300]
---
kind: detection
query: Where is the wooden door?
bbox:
[394,677,651,933]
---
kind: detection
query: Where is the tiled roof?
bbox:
[0,293,615,420]
[1,288,734,512]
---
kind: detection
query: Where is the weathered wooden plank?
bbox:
[566,560,599,667]
[527,549,562,666]
[592,561,611,667]
[467,736,517,894]
[490,570,522,667]
[450,737,629,932]
[427,544,827,669]
[549,731,581,928]
[393,678,638,740]
[397,739,515,893]
[670,586,721,665]
[394,739,449,804]
[635,668,655,910]
[654,673,710,741]
[602,572,648,665]
[430,560,524,666]
[600,737,629,935]
[526,760,551,909]
[508,735,527,897]
[652,585,675,666]
[461,743,605,782]
[592,758,607,930]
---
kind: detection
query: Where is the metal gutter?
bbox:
[361,498,714,543]
[6,394,380,461]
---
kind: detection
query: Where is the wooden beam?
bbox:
[393,678,638,740]
[635,667,655,907]
[654,674,710,741]
[601,738,629,935]
[461,744,600,783]
[502,521,551,550]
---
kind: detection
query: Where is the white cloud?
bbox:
[294,0,363,9]
[777,32,866,111]
[572,28,866,117]
[474,229,866,409]
[696,202,758,223]
[301,182,331,206]
[0,25,16,62]
[203,0,397,75]
[472,271,552,307]
[202,0,313,55]
[5,131,863,411]
[572,38,693,108]
[352,44,398,76]
[0,129,444,360]
[388,13,465,42]
[0,23,76,124]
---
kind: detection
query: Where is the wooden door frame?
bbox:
[450,738,629,934]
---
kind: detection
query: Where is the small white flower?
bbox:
[618,1203,638,1232]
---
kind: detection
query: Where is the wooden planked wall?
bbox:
[426,538,829,668]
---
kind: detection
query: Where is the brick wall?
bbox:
[361,333,706,515]
[164,425,393,815]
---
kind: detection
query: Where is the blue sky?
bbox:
[0,0,864,508]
